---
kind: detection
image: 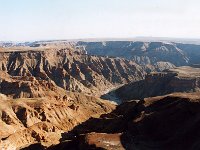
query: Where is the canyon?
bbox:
[0,47,145,98]
[0,40,200,149]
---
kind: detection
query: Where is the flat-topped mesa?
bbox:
[145,72,177,83]
[169,77,200,89]
[190,64,200,68]
[146,71,200,90]
[115,66,200,101]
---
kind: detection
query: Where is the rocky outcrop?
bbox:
[152,61,176,72]
[113,66,200,101]
[79,132,124,150]
[0,76,61,99]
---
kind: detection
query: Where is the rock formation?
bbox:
[77,41,190,66]
[47,92,200,150]
[1,40,200,150]
[77,41,200,71]
[0,48,145,97]
[0,92,115,149]
[114,66,200,101]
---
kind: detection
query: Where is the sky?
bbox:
[0,0,200,41]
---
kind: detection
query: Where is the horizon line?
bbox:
[1,36,200,43]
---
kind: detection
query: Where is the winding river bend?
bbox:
[101,85,123,104]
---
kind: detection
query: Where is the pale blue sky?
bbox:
[0,0,200,41]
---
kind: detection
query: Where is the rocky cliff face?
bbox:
[113,66,200,102]
[77,41,200,67]
[0,48,145,97]
[176,43,200,64]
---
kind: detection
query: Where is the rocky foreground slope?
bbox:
[0,92,115,149]
[31,92,200,150]
[113,66,200,102]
